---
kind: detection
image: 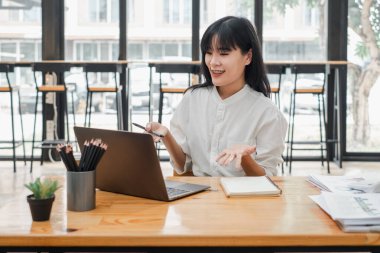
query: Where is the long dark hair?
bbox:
[191,16,270,97]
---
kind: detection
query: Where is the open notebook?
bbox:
[220,176,282,197]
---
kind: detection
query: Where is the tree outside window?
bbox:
[347,0,380,151]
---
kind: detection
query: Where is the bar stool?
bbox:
[83,63,123,129]
[0,64,26,172]
[286,64,330,174]
[266,64,286,173]
[156,63,201,123]
[266,64,286,108]
[31,62,72,172]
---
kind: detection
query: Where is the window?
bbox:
[127,0,135,23]
[263,0,325,61]
[112,43,118,59]
[127,0,191,61]
[87,0,118,23]
[0,0,41,155]
[20,42,35,60]
[181,43,191,58]
[66,0,119,130]
[346,0,380,152]
[200,0,208,24]
[73,42,118,65]
[128,44,143,60]
[201,0,254,35]
[147,42,190,59]
[0,43,16,61]
[149,43,163,59]
[164,43,178,57]
[100,43,109,60]
[99,0,108,22]
[83,43,98,61]
[3,0,41,23]
[163,0,191,24]
[262,0,327,158]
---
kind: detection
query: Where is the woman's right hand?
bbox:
[145,122,169,142]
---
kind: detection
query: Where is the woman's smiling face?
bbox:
[205,36,252,98]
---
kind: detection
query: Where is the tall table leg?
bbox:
[332,67,342,168]
[149,65,154,122]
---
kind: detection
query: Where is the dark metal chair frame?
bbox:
[155,64,201,124]
[31,62,72,172]
[266,64,286,173]
[0,64,26,172]
[83,63,123,129]
[286,64,330,174]
[266,64,286,109]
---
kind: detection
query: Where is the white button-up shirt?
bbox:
[170,85,287,176]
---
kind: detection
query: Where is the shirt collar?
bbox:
[212,84,250,104]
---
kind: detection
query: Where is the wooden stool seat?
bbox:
[37,85,66,92]
[161,87,187,93]
[0,87,11,92]
[0,85,20,92]
[294,87,323,94]
[271,87,279,93]
[88,86,119,92]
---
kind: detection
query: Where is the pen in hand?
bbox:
[132,122,165,138]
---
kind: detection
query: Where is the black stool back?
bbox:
[0,64,26,172]
[83,63,123,129]
[286,64,329,174]
[30,62,72,172]
[155,63,201,123]
[266,64,286,108]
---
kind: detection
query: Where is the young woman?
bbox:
[146,16,287,176]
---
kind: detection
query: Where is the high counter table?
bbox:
[146,60,347,167]
[3,60,347,163]
[3,61,130,130]
[0,176,379,253]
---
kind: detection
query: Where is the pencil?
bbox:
[56,144,71,171]
[67,143,79,171]
[132,122,165,138]
[79,140,89,171]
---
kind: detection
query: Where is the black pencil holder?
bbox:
[67,170,96,212]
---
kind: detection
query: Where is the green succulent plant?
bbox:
[24,177,61,199]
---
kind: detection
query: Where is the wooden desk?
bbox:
[0,176,379,253]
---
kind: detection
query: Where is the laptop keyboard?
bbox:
[166,187,190,197]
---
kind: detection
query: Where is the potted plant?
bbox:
[24,177,61,221]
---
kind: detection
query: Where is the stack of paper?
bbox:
[307,174,378,194]
[310,191,380,232]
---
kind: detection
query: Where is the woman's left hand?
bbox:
[216,144,256,169]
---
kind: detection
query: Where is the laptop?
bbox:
[74,126,210,201]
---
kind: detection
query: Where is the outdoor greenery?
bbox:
[348,0,380,145]
[264,0,379,146]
